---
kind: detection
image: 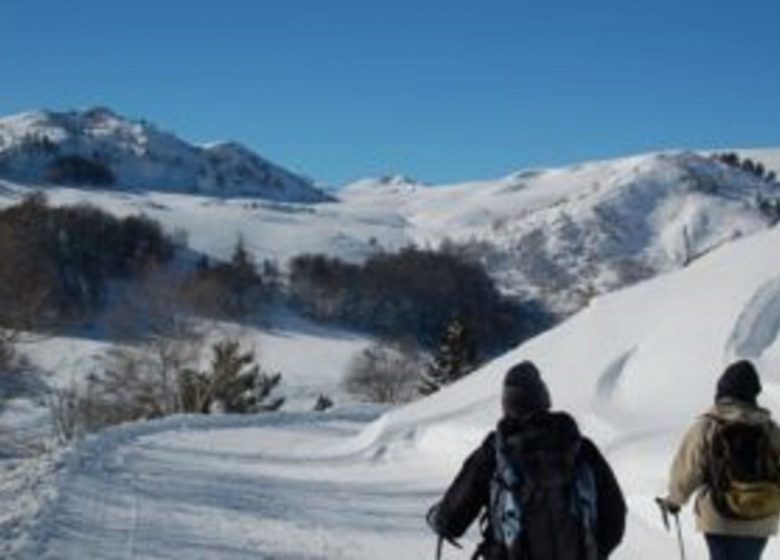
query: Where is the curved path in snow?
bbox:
[19,410,442,560]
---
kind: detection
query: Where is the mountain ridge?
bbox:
[0,107,333,202]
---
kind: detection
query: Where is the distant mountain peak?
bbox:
[0,107,333,202]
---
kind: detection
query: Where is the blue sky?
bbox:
[1,0,778,186]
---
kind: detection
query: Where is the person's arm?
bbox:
[666,417,710,508]
[582,438,626,558]
[427,433,495,539]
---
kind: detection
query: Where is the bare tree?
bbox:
[105,265,207,410]
[0,334,16,374]
[50,268,206,439]
[344,339,423,404]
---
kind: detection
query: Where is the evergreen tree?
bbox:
[179,340,284,414]
[419,318,476,395]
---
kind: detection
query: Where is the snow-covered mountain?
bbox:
[0,108,333,202]
[343,151,780,313]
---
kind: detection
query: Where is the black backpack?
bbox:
[705,415,780,520]
[488,414,598,560]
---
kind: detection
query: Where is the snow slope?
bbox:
[14,205,780,559]
[344,151,780,313]
[0,108,332,202]
[2,148,779,315]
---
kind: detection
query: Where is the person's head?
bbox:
[716,360,762,406]
[502,360,551,419]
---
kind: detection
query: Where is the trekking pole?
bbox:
[655,498,686,560]
[673,512,687,560]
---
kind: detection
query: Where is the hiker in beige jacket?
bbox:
[660,360,780,560]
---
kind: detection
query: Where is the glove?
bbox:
[425,503,462,548]
[656,496,681,515]
[425,503,441,533]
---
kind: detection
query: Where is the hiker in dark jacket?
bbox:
[659,360,780,560]
[427,361,627,560]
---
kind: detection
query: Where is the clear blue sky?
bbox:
[1,0,778,186]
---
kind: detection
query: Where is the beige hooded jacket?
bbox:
[667,398,780,537]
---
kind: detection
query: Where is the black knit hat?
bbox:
[716,360,762,405]
[502,361,551,419]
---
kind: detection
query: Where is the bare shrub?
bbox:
[49,383,89,442]
[344,339,423,404]
[313,394,334,411]
[50,337,202,441]
[51,271,205,440]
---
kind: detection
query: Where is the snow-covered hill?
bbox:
[0,108,332,202]
[12,200,780,560]
[2,146,779,315]
[344,151,780,313]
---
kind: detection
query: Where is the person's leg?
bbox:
[742,537,768,559]
[705,535,726,560]
[704,534,767,560]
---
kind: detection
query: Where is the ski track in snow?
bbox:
[727,276,780,360]
[596,348,635,407]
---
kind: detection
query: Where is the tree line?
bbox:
[0,193,175,328]
[288,248,551,361]
[713,152,777,184]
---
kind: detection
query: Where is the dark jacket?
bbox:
[429,412,627,559]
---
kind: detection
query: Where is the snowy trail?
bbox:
[18,411,442,560]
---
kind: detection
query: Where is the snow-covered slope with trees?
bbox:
[2,143,779,315]
[12,203,780,560]
[739,147,780,176]
[0,108,332,202]
[344,151,780,313]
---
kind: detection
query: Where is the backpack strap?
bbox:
[490,430,526,547]
[470,509,493,559]
[573,457,597,528]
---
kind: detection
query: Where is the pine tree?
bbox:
[419,318,475,395]
[179,339,284,414]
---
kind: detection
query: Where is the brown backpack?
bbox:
[705,415,780,520]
